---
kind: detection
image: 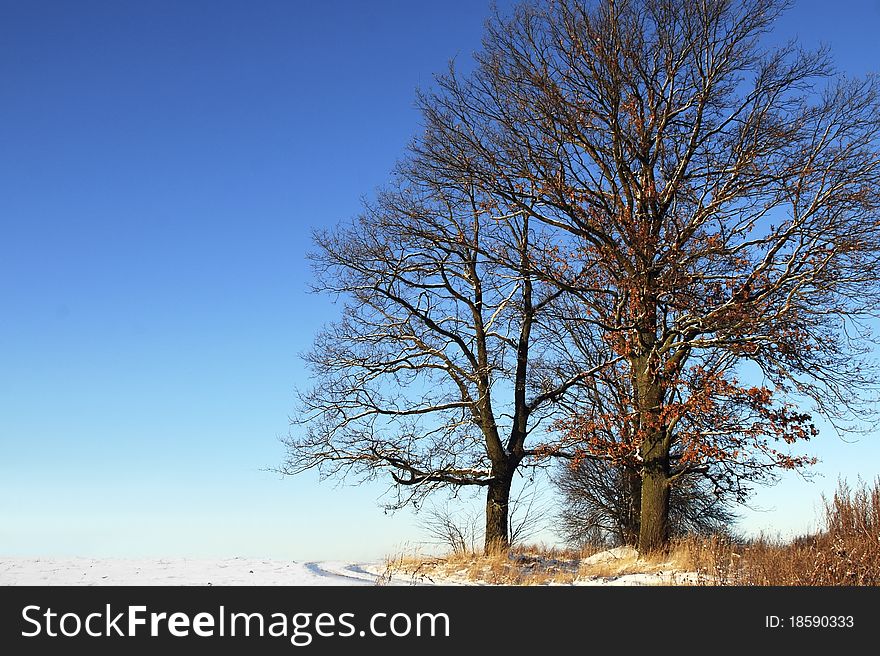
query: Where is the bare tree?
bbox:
[279,175,612,552]
[419,502,483,555]
[556,456,736,548]
[507,476,551,546]
[419,479,549,553]
[411,0,880,551]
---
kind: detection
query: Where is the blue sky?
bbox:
[1,0,879,561]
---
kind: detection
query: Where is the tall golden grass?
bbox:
[684,478,880,585]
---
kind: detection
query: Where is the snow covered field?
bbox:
[0,555,694,586]
[0,558,397,586]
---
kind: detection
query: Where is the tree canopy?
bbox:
[283,0,880,552]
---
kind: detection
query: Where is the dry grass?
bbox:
[683,478,880,585]
[382,478,880,586]
[381,542,694,585]
[381,544,585,585]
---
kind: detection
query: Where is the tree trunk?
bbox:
[633,328,671,553]
[638,452,670,553]
[484,476,511,554]
[623,467,642,546]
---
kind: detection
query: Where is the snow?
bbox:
[582,546,639,565]
[0,557,397,586]
[0,556,698,586]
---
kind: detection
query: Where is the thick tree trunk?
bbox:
[484,476,512,554]
[633,325,672,553]
[638,452,670,553]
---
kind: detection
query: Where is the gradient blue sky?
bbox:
[1,0,879,561]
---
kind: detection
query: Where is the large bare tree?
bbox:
[280,174,610,552]
[411,0,880,551]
